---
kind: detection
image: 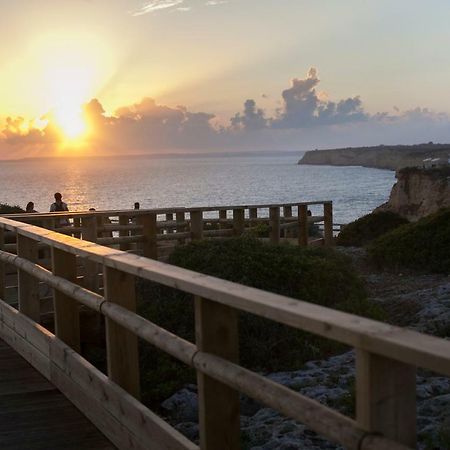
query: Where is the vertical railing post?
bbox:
[269,206,280,243]
[283,206,292,238]
[233,208,245,237]
[0,227,5,300]
[17,234,40,322]
[104,266,140,399]
[118,215,130,251]
[96,215,104,239]
[82,215,99,292]
[298,204,308,247]
[166,212,174,234]
[52,248,80,352]
[249,207,257,229]
[138,213,158,259]
[176,211,186,244]
[195,297,240,450]
[356,349,416,447]
[324,201,334,247]
[219,209,227,229]
[73,217,82,238]
[191,210,204,241]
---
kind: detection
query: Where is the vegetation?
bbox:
[137,237,383,406]
[336,211,408,247]
[0,203,24,214]
[368,208,450,274]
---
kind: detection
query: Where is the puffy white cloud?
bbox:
[271,68,368,128]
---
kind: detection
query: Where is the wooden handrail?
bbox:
[1,220,448,376]
[1,201,335,261]
[1,200,332,221]
[0,212,430,449]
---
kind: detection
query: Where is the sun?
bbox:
[44,64,93,143]
[54,106,86,141]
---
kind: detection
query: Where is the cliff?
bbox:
[375,167,450,221]
[298,143,450,171]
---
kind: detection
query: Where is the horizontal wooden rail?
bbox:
[2,201,335,261]
[0,247,410,450]
[0,212,436,449]
[1,218,449,376]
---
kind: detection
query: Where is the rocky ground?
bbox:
[161,247,450,449]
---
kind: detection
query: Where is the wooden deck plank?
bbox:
[0,338,115,450]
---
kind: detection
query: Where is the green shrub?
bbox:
[137,238,383,405]
[368,208,450,274]
[0,203,24,214]
[336,211,408,247]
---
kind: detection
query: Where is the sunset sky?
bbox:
[1,0,450,158]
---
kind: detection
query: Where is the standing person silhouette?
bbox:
[50,192,69,226]
[50,192,69,212]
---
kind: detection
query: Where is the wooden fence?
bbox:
[1,213,447,449]
[2,201,334,262]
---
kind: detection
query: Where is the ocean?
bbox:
[0,153,395,224]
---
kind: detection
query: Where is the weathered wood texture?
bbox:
[104,266,140,399]
[195,297,240,450]
[356,350,416,447]
[0,299,197,450]
[52,248,80,352]
[0,338,115,450]
[17,234,40,321]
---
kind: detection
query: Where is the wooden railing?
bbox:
[1,215,448,449]
[2,201,334,262]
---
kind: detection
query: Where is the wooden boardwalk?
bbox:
[0,339,115,450]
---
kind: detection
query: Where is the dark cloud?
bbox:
[230,99,267,130]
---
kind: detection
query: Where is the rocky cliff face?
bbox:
[375,167,450,221]
[298,144,450,171]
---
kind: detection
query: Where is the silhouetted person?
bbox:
[134,202,140,210]
[50,192,69,226]
[50,192,69,212]
[26,202,37,213]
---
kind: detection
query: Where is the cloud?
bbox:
[2,67,450,159]
[132,0,184,16]
[270,68,368,129]
[230,99,267,130]
[131,0,227,16]
[205,0,228,5]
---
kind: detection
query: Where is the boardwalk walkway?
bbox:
[0,339,114,450]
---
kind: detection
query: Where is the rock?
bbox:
[161,388,198,422]
[375,167,450,221]
[298,144,450,171]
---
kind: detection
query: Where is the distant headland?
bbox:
[298,143,450,171]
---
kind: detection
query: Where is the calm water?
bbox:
[0,154,395,223]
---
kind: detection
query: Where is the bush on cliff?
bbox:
[137,238,382,405]
[336,211,408,247]
[368,208,450,273]
[0,203,24,214]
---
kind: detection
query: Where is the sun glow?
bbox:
[10,32,117,147]
[54,106,86,140]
